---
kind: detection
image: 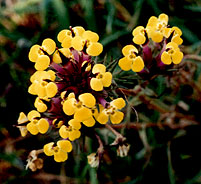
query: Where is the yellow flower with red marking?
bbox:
[146,13,168,43]
[90,64,112,91]
[96,98,126,124]
[26,110,49,135]
[28,70,57,98]
[43,140,72,162]
[59,119,81,141]
[118,45,144,72]
[28,38,56,71]
[62,93,96,122]
[161,42,183,65]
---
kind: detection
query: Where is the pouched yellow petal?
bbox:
[71,36,84,51]
[47,70,56,81]
[46,82,57,98]
[87,42,103,56]
[69,130,81,141]
[78,93,96,108]
[57,140,72,152]
[37,84,46,98]
[166,42,178,50]
[38,118,49,134]
[133,34,146,45]
[90,78,103,91]
[59,125,69,139]
[172,35,183,45]
[43,142,54,156]
[63,98,76,115]
[35,55,50,71]
[61,36,72,48]
[52,50,62,64]
[54,150,68,162]
[74,107,92,122]
[82,116,96,127]
[92,64,106,74]
[122,45,138,56]
[73,26,85,36]
[161,51,172,65]
[132,26,144,36]
[158,13,168,23]
[110,111,124,124]
[68,119,81,129]
[151,31,163,43]
[118,57,132,71]
[102,72,112,87]
[147,16,158,28]
[96,111,108,124]
[29,45,40,62]
[57,30,71,43]
[82,30,99,42]
[34,98,47,112]
[172,51,183,64]
[42,38,56,55]
[131,56,144,72]
[110,98,126,109]
[27,122,39,135]
[27,110,40,121]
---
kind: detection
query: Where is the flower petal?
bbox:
[37,118,49,134]
[110,111,124,124]
[79,93,96,108]
[131,56,144,72]
[87,42,103,56]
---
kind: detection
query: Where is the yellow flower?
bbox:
[96,98,126,124]
[71,30,103,56]
[17,112,28,137]
[132,26,146,45]
[43,140,72,162]
[146,13,168,43]
[28,38,56,71]
[57,26,85,48]
[161,42,183,65]
[59,119,81,141]
[34,97,48,113]
[62,93,96,122]
[26,110,49,135]
[28,70,57,98]
[118,45,144,72]
[90,64,112,91]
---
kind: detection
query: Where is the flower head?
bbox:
[96,98,126,124]
[90,64,112,91]
[161,42,183,65]
[26,110,49,135]
[28,39,56,71]
[146,13,169,43]
[59,119,81,141]
[43,140,72,162]
[118,45,144,72]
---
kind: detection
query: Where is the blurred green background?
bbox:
[0,0,201,183]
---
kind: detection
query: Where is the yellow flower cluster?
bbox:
[119,13,184,73]
[17,26,126,163]
[58,26,103,56]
